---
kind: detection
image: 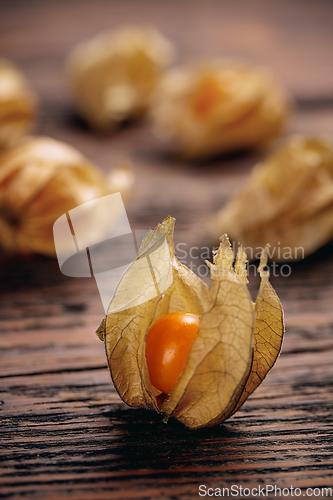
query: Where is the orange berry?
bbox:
[145,311,200,395]
[190,76,225,118]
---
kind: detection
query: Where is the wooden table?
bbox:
[1,1,333,498]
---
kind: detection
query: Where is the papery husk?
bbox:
[0,136,134,256]
[97,217,284,429]
[67,26,175,131]
[150,60,290,159]
[0,59,37,150]
[212,136,333,261]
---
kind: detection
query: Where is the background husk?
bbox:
[0,136,133,256]
[0,59,37,150]
[212,136,333,261]
[68,26,174,130]
[150,60,290,159]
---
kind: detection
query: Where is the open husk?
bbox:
[212,136,333,262]
[150,59,290,159]
[0,59,37,150]
[68,26,174,131]
[97,217,284,428]
[0,136,133,256]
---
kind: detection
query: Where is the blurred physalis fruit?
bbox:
[150,60,290,159]
[0,59,37,150]
[212,136,333,262]
[67,26,175,131]
[96,217,284,429]
[0,136,133,256]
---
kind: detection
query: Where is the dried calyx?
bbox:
[67,26,174,131]
[212,136,333,261]
[97,217,284,429]
[0,136,133,256]
[150,59,290,159]
[0,59,37,150]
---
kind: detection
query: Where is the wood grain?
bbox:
[1,0,333,498]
